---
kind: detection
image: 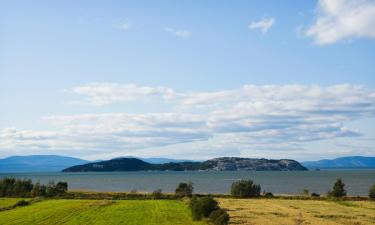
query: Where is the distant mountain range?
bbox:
[62,157,307,172]
[0,155,89,172]
[1,155,374,173]
[302,156,375,169]
[0,155,196,172]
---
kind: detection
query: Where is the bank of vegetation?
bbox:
[0,177,374,225]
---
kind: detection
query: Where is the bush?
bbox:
[369,184,375,200]
[231,179,261,198]
[175,182,193,197]
[264,192,274,198]
[328,178,346,198]
[311,192,320,197]
[152,189,162,199]
[14,200,29,207]
[209,209,229,225]
[190,196,218,220]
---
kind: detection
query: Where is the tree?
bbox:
[13,179,33,197]
[0,178,66,197]
[329,178,346,198]
[231,179,261,198]
[175,182,193,197]
[55,181,68,193]
[369,183,375,200]
[46,181,68,197]
[152,189,162,199]
[31,182,47,197]
[0,178,34,197]
[0,177,15,197]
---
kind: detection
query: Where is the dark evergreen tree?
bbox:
[329,178,346,198]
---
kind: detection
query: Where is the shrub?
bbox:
[190,196,218,220]
[328,178,346,198]
[264,192,274,198]
[14,200,29,207]
[209,209,229,225]
[302,189,309,196]
[175,182,193,197]
[231,179,261,198]
[152,189,162,199]
[213,213,230,225]
[369,184,375,200]
[311,193,320,197]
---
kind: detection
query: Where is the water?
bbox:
[1,170,374,196]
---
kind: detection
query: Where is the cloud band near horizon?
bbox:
[1,83,375,160]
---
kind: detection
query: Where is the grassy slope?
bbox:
[0,198,27,209]
[0,199,206,225]
[218,198,375,225]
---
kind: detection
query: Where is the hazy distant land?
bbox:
[1,155,374,172]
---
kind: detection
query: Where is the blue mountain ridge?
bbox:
[0,155,196,172]
[302,156,375,169]
[0,155,89,172]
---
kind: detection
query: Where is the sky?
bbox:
[0,0,375,161]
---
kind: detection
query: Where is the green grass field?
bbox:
[218,198,375,225]
[0,198,27,209]
[2,197,375,225]
[0,199,206,225]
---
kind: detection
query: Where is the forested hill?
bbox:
[62,157,307,172]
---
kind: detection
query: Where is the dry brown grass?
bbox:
[217,198,375,225]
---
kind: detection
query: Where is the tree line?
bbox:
[0,177,68,197]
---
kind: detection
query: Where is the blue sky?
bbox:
[1,0,375,160]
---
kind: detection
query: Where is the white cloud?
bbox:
[249,17,275,34]
[66,83,175,106]
[165,27,191,38]
[118,19,131,31]
[305,0,375,45]
[2,83,375,159]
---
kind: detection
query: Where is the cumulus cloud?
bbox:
[305,0,375,45]
[165,27,191,38]
[2,83,375,159]
[249,17,275,34]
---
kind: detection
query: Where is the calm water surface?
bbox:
[1,170,374,196]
